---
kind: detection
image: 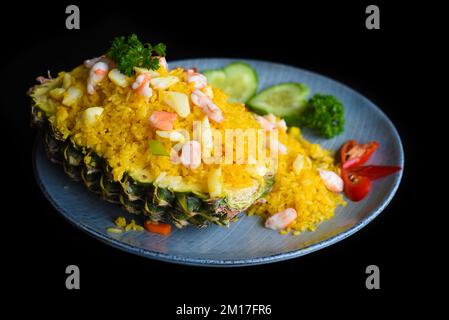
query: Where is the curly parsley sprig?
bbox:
[301,94,345,138]
[107,34,167,76]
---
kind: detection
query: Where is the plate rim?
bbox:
[32,58,404,267]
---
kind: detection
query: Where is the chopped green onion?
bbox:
[149,140,169,156]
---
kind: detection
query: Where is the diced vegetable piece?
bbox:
[62,86,82,107]
[124,219,144,231]
[208,167,223,198]
[49,88,65,101]
[149,140,169,156]
[156,130,186,142]
[201,116,213,158]
[82,107,104,125]
[255,165,267,177]
[248,83,309,125]
[162,92,190,117]
[115,216,127,228]
[293,154,305,174]
[32,78,62,97]
[144,221,171,236]
[108,68,129,87]
[106,227,123,234]
[133,67,160,77]
[63,73,72,89]
[151,76,179,89]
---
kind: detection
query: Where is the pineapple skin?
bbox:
[33,105,274,228]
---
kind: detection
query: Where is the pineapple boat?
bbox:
[30,35,344,234]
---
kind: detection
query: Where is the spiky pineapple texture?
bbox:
[33,104,273,228]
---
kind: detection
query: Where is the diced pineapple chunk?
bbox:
[255,165,267,176]
[156,130,186,142]
[56,107,69,122]
[62,87,82,107]
[293,154,305,174]
[108,69,129,87]
[63,73,72,89]
[151,76,179,89]
[49,88,65,101]
[208,167,223,198]
[82,107,104,125]
[133,67,160,77]
[201,116,213,158]
[162,91,190,118]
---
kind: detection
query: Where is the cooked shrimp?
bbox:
[186,69,207,89]
[84,55,115,69]
[132,73,152,99]
[180,140,201,170]
[149,111,177,131]
[267,135,287,155]
[191,89,224,123]
[275,119,287,131]
[256,114,287,131]
[36,76,51,84]
[87,61,109,95]
[265,208,297,230]
[318,169,343,193]
[254,115,276,131]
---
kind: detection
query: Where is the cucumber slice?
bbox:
[247,83,310,125]
[203,62,258,103]
[202,69,227,88]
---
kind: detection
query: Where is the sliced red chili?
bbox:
[350,165,401,180]
[341,169,372,202]
[341,140,379,169]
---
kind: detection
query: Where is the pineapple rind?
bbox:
[33,104,274,228]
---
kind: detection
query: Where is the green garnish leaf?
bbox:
[301,94,345,138]
[107,34,167,76]
[149,140,169,156]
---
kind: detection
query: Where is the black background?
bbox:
[1,0,433,316]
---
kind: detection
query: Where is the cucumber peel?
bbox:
[247,82,310,125]
[203,62,258,103]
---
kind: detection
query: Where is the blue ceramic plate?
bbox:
[33,58,404,266]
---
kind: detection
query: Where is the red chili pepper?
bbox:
[340,140,401,201]
[350,165,401,180]
[144,221,171,236]
[340,140,379,169]
[341,169,372,202]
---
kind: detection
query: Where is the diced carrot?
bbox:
[144,221,171,236]
[149,111,177,130]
